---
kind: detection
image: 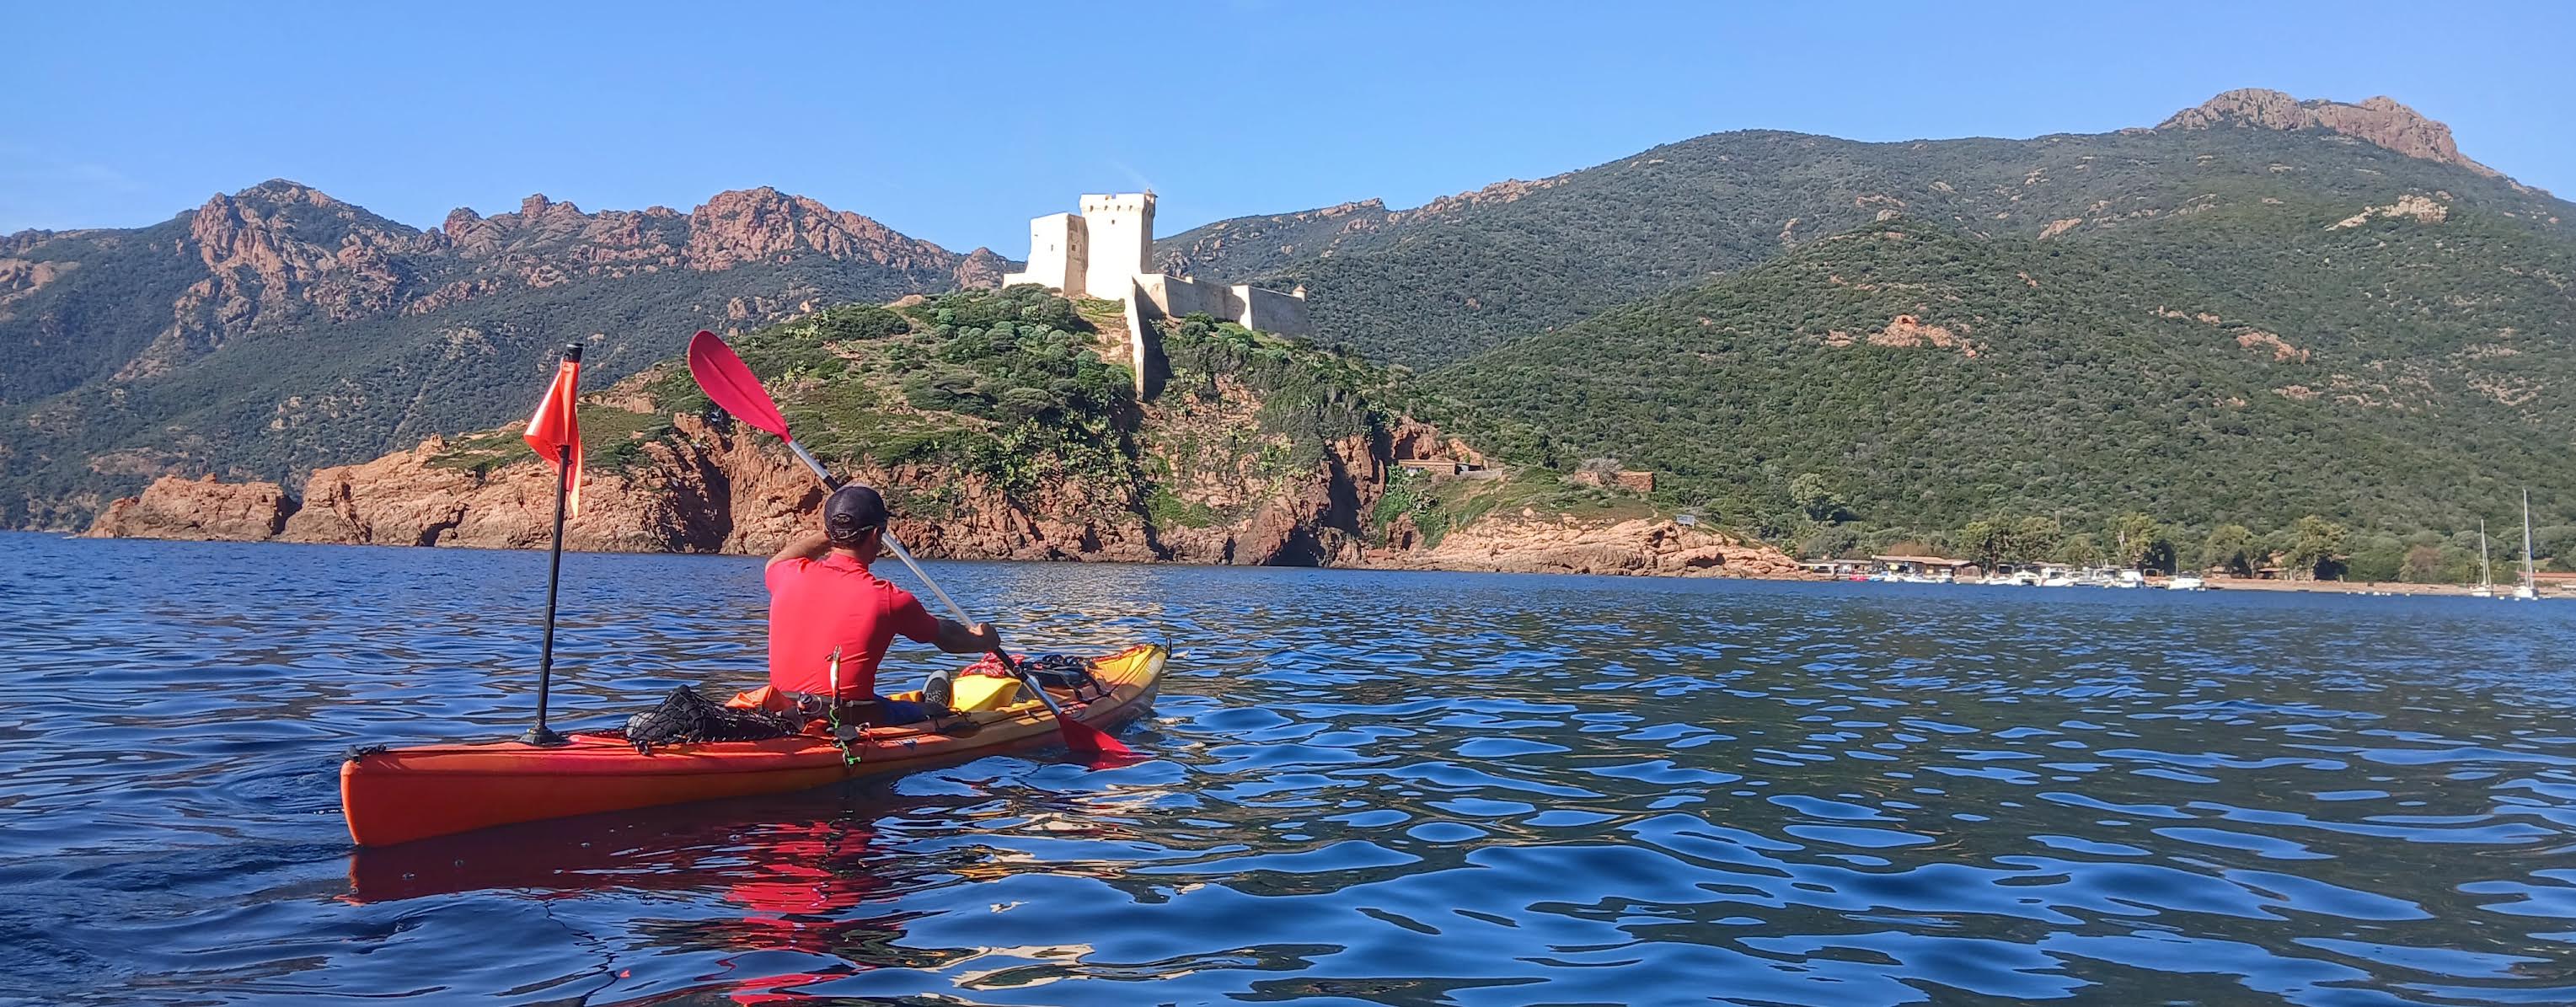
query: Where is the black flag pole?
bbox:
[522,342,582,747]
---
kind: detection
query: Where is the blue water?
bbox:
[3,531,2575,1005]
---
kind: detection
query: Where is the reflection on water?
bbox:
[4,532,2576,1004]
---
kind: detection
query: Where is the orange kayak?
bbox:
[340,645,1167,846]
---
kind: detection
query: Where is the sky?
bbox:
[6,1,2570,253]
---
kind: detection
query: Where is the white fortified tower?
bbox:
[1079,193,1154,298]
[1001,191,1313,398]
[1012,212,1085,292]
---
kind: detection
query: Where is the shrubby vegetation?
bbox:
[1166,126,2576,370]
[665,286,1140,501]
[1438,216,2575,579]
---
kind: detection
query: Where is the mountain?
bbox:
[1438,215,2575,548]
[19,88,2576,573]
[0,182,1007,527]
[1146,89,2576,562]
[1158,89,2571,369]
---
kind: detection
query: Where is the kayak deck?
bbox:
[341,645,1166,846]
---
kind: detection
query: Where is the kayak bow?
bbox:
[340,645,1165,846]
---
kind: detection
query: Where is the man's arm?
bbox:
[766,531,832,570]
[930,619,1001,656]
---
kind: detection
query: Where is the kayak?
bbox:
[340,645,1167,846]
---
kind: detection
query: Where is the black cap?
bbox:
[561,342,583,362]
[823,484,889,545]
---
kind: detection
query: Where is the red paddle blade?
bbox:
[686,330,792,437]
[1055,714,1143,768]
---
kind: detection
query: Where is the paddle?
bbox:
[685,329,1134,762]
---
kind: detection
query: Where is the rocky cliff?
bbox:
[86,426,1805,580]
[2157,88,2501,179]
[83,474,298,541]
[81,286,1807,581]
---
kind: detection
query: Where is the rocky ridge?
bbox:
[2,180,1020,528]
[21,180,1005,386]
[2157,88,2502,179]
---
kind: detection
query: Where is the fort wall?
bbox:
[1234,284,1312,336]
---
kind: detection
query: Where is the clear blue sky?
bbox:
[6,1,2568,253]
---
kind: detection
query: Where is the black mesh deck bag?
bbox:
[623,685,806,754]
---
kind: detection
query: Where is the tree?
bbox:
[1800,524,1862,560]
[2058,533,2106,567]
[2010,516,2063,565]
[2107,512,2172,570]
[1957,519,2007,568]
[1790,472,1852,523]
[2201,523,2256,576]
[2281,515,2349,581]
[2536,525,2576,569]
[2401,544,2447,583]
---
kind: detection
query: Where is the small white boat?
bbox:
[2168,576,2207,591]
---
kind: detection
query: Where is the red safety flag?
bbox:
[523,356,583,516]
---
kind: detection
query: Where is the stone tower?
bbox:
[1015,212,1086,293]
[1078,192,1154,300]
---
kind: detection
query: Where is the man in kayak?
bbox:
[755,484,1000,725]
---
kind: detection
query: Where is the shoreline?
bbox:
[37,529,2564,597]
[32,526,1819,582]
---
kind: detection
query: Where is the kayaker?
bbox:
[755,484,999,724]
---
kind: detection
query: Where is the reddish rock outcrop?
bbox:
[1370,517,1809,579]
[56,179,991,349]
[272,415,1176,560]
[88,361,1803,581]
[952,248,1011,289]
[2159,89,2501,179]
[122,180,426,377]
[0,258,74,319]
[83,474,297,541]
[684,188,957,274]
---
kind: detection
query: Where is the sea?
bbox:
[3,531,2573,1005]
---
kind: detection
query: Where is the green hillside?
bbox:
[1438,216,2575,573]
[1152,91,2576,576]
[1162,123,2573,369]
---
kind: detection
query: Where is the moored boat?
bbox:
[341,645,1168,846]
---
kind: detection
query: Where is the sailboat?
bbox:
[2472,519,2495,598]
[2514,489,2540,601]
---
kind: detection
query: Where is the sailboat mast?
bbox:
[2480,519,2492,588]
[2524,489,2537,591]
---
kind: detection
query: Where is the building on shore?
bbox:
[1002,192,1314,339]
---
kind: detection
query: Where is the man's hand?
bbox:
[934,618,1002,656]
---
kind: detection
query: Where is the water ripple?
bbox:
[3,533,2575,1004]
